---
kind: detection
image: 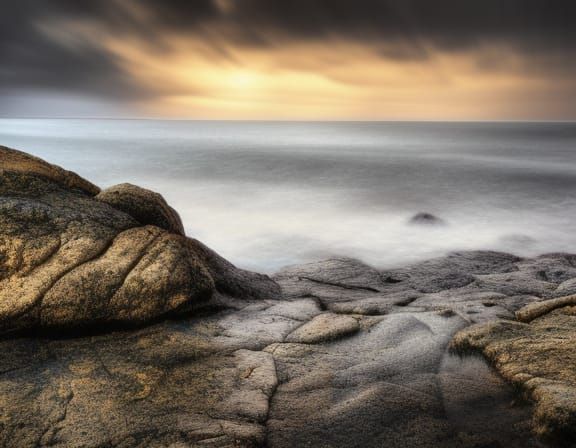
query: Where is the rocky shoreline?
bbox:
[1,146,575,447]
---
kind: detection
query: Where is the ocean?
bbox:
[1,118,576,272]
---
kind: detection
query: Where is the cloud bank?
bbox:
[2,0,575,119]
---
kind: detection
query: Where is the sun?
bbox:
[226,70,259,90]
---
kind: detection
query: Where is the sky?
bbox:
[1,0,576,120]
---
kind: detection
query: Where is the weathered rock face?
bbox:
[187,238,281,301]
[452,298,576,445]
[96,183,186,235]
[448,256,576,444]
[267,253,555,448]
[1,146,574,447]
[0,145,100,195]
[0,317,280,448]
[0,253,547,448]
[0,147,278,334]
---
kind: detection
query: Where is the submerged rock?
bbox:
[499,233,537,247]
[408,212,446,226]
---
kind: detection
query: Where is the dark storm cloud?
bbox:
[0,1,142,98]
[1,0,576,99]
[138,0,576,51]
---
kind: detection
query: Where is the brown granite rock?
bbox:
[96,183,186,235]
[0,145,100,195]
[285,313,360,344]
[515,294,576,322]
[451,300,576,444]
[0,147,278,334]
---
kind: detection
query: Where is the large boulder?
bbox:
[0,147,278,335]
[96,183,186,235]
[0,145,100,195]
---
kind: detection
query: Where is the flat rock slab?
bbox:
[285,313,360,344]
[0,250,562,447]
[0,307,281,448]
[265,311,543,448]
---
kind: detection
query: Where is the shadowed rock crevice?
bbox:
[298,276,381,292]
[188,238,282,301]
[451,300,576,445]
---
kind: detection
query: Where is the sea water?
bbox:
[2,119,576,272]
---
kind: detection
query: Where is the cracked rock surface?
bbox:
[1,147,574,447]
[452,298,576,446]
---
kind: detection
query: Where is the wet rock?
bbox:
[439,354,538,448]
[451,304,576,445]
[96,183,186,235]
[474,271,557,298]
[269,252,559,446]
[516,254,576,284]
[410,270,476,293]
[392,250,521,277]
[386,251,522,295]
[408,212,446,226]
[275,257,386,293]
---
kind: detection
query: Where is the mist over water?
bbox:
[2,119,576,272]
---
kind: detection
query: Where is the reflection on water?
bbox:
[1,119,576,272]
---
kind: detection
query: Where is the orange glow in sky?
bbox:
[15,3,576,121]
[101,35,569,120]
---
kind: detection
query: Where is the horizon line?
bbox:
[1,117,576,124]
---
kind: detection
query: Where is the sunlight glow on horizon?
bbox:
[11,13,576,121]
[104,37,566,121]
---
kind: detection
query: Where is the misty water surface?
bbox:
[2,119,576,272]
